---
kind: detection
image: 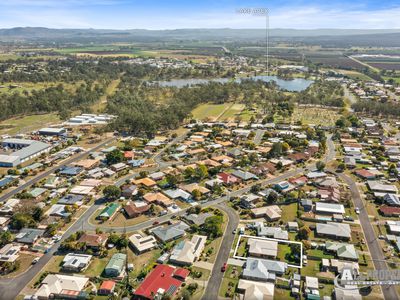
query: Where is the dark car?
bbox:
[221,263,227,272]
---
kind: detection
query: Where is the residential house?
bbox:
[367,181,398,197]
[121,185,138,198]
[315,202,345,215]
[383,193,400,206]
[62,253,92,272]
[133,264,189,300]
[237,280,275,300]
[34,274,89,299]
[183,212,213,226]
[316,222,351,240]
[58,194,85,206]
[217,172,240,185]
[124,203,150,218]
[251,205,282,221]
[242,257,287,282]
[232,170,258,181]
[104,253,126,278]
[0,244,21,263]
[180,183,210,195]
[15,228,45,244]
[380,206,400,217]
[169,235,207,266]
[163,189,192,202]
[151,221,190,243]
[247,238,278,259]
[97,203,119,220]
[129,234,158,254]
[241,193,261,209]
[78,233,107,251]
[133,177,157,187]
[325,242,359,261]
[98,280,116,296]
[143,192,174,208]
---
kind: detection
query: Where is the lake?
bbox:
[154,75,313,92]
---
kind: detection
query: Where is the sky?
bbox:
[0,0,400,29]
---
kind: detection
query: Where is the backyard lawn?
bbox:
[281,203,298,223]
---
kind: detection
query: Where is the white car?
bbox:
[355,207,360,214]
[32,257,40,264]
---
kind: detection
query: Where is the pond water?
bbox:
[154,75,313,92]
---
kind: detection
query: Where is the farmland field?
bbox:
[307,55,365,70]
[334,69,373,81]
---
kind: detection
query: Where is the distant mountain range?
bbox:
[1,27,400,46]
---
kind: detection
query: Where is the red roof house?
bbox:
[380,206,400,217]
[124,151,134,159]
[355,169,376,180]
[217,172,240,185]
[133,264,189,300]
[98,280,116,295]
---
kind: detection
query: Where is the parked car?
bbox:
[355,207,360,214]
[153,221,160,225]
[32,257,40,264]
[221,263,227,272]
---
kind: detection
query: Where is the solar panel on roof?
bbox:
[166,285,177,295]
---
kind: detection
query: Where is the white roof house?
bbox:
[238,279,275,300]
[315,202,345,215]
[129,234,158,253]
[34,274,89,299]
[248,238,278,258]
[169,235,207,266]
[242,258,287,282]
[62,253,92,272]
[316,222,351,240]
[0,244,21,263]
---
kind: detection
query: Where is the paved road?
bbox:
[0,137,116,203]
[202,203,239,300]
[253,129,265,145]
[333,171,398,300]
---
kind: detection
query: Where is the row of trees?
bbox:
[0,81,106,120]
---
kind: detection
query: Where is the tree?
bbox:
[106,149,123,165]
[203,216,223,238]
[103,185,121,200]
[139,170,149,178]
[316,161,325,171]
[269,142,283,158]
[10,213,36,230]
[266,191,278,204]
[166,174,178,187]
[195,164,208,180]
[192,189,202,200]
[32,206,44,222]
[298,225,311,240]
[0,231,13,247]
[108,233,120,245]
[184,167,195,180]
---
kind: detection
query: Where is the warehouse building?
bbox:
[38,127,66,136]
[0,138,51,167]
